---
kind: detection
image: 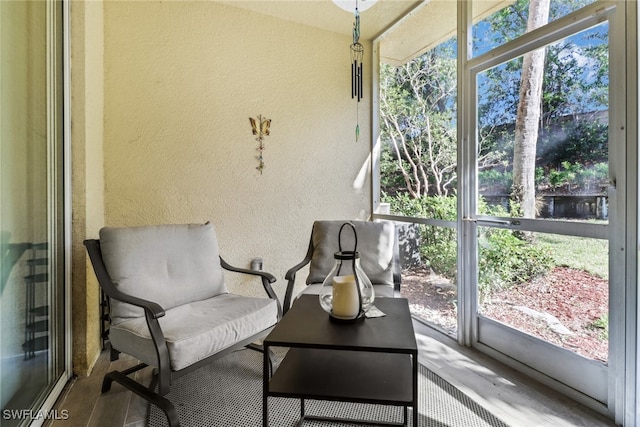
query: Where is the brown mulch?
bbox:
[400,266,608,363]
[400,267,458,333]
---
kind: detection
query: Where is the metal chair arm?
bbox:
[109,288,166,319]
[220,256,282,319]
[283,237,314,315]
[220,257,276,283]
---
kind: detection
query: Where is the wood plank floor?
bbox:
[412,322,616,427]
[47,321,617,427]
[47,349,151,427]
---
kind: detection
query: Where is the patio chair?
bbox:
[84,222,281,427]
[283,220,401,314]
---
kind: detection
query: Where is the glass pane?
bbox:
[478,229,608,363]
[379,35,458,334]
[1,1,66,423]
[379,37,457,203]
[477,22,609,222]
[472,0,598,57]
[399,224,458,335]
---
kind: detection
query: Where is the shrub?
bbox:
[419,196,458,278]
[479,169,512,193]
[588,313,609,341]
[539,161,608,193]
[478,227,554,299]
[384,194,554,297]
[387,194,458,277]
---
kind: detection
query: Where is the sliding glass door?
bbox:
[0,1,69,425]
[467,3,615,404]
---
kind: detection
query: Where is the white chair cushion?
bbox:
[109,293,279,371]
[100,223,227,323]
[307,221,396,286]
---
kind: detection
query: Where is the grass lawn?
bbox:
[536,233,608,279]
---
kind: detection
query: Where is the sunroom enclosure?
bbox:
[371,1,637,425]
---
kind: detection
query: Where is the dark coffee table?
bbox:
[262,294,418,426]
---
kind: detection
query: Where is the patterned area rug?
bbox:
[147,349,510,427]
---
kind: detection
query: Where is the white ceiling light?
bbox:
[332,0,378,13]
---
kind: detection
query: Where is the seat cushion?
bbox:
[109,293,279,371]
[307,221,396,286]
[100,222,227,323]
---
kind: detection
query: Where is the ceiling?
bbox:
[218,0,512,65]
[217,0,423,41]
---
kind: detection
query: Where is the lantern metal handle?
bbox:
[337,222,364,320]
[338,222,358,254]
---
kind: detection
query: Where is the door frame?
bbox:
[456,1,635,422]
[31,1,72,424]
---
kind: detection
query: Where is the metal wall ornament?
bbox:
[249,115,271,174]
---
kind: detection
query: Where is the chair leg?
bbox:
[101,371,115,393]
[102,369,180,427]
[109,346,120,362]
[101,363,148,392]
[246,343,276,374]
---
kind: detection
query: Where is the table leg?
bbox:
[263,344,270,427]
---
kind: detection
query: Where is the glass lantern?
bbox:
[318,222,375,322]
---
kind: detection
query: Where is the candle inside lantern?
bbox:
[332,275,360,318]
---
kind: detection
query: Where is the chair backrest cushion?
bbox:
[99,222,227,322]
[307,220,396,286]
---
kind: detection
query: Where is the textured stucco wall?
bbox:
[102,1,373,299]
[71,0,104,375]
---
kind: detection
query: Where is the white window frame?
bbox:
[371,1,638,424]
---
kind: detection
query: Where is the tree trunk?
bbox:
[512,0,550,218]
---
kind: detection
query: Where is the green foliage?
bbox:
[386,192,455,219]
[380,149,408,194]
[477,201,554,296]
[479,169,512,193]
[419,196,458,278]
[385,194,554,296]
[535,167,545,186]
[536,232,608,279]
[478,121,608,194]
[383,0,608,201]
[538,119,608,166]
[478,0,607,126]
[539,161,608,192]
[588,313,609,341]
[548,161,578,189]
[379,43,458,197]
[478,227,554,299]
[386,193,459,277]
[592,162,609,183]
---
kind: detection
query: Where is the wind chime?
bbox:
[351,1,364,142]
